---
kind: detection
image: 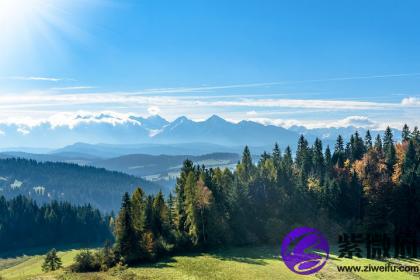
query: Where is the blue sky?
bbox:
[0,0,419,129]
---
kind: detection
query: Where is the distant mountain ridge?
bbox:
[0,151,241,191]
[0,113,398,150]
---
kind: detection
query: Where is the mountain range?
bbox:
[0,113,400,152]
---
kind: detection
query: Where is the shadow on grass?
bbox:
[209,245,281,265]
[133,257,178,269]
[132,246,281,269]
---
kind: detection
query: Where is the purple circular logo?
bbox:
[281,227,329,275]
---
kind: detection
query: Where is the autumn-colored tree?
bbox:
[353,149,392,232]
[196,178,213,243]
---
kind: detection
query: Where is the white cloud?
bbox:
[132,73,420,94]
[147,106,161,115]
[0,89,417,129]
[246,117,303,128]
[0,91,415,112]
[17,127,30,135]
[47,111,142,129]
[51,86,95,90]
[0,111,144,129]
[246,110,258,116]
[1,76,64,82]
[335,116,377,128]
[210,98,395,110]
[247,115,378,129]
[401,97,420,106]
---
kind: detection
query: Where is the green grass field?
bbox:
[0,246,418,280]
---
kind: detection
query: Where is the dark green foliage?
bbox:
[114,193,138,264]
[6,125,418,272]
[70,250,101,272]
[383,126,396,173]
[374,134,383,153]
[0,158,159,212]
[152,191,169,238]
[42,248,62,272]
[349,131,365,161]
[312,138,325,179]
[402,124,410,141]
[272,142,282,171]
[97,241,118,271]
[28,125,420,272]
[365,130,372,150]
[333,135,345,168]
[0,196,111,252]
[91,126,419,269]
[296,135,311,173]
[412,126,420,142]
[241,146,253,174]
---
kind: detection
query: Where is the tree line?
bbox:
[0,195,112,252]
[107,125,419,267]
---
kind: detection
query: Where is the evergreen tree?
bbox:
[259,151,271,164]
[131,188,146,234]
[312,138,325,178]
[383,127,396,173]
[184,172,200,245]
[365,130,372,150]
[333,135,345,168]
[144,196,154,232]
[325,145,332,173]
[351,131,365,161]
[296,135,311,179]
[411,126,420,142]
[152,191,169,237]
[280,146,294,189]
[42,248,62,272]
[282,146,293,169]
[115,193,138,264]
[401,139,417,184]
[241,146,254,175]
[402,124,410,142]
[167,192,175,230]
[272,143,282,171]
[174,160,194,232]
[237,146,255,186]
[374,134,383,153]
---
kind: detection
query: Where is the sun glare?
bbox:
[0,0,46,28]
[0,0,91,61]
[0,0,56,51]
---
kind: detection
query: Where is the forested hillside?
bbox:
[0,195,112,252]
[107,125,419,266]
[0,125,418,273]
[0,158,160,212]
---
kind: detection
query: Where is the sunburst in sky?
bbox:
[0,0,95,72]
[0,0,419,130]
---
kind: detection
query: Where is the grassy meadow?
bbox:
[0,246,419,280]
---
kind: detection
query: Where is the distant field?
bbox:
[0,246,419,280]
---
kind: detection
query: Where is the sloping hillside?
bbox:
[0,158,161,212]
